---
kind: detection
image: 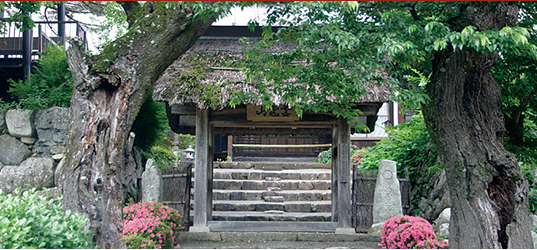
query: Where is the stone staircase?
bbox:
[192,162,332,223]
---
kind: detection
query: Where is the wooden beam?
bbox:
[209,221,338,232]
[335,117,354,234]
[232,144,332,148]
[211,121,335,128]
[171,105,197,115]
[191,109,211,232]
[331,124,339,223]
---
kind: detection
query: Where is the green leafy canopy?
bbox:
[239,2,537,123]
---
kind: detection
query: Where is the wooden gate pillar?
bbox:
[333,117,355,234]
[190,109,213,232]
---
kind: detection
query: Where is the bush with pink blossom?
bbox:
[352,148,367,164]
[122,202,182,249]
[379,215,449,249]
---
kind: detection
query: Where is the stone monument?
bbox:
[369,160,403,234]
[142,158,164,203]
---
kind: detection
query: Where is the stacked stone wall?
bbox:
[0,108,70,194]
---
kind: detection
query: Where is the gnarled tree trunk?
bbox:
[55,2,214,248]
[422,3,532,248]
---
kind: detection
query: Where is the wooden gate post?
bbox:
[334,117,355,234]
[190,109,213,232]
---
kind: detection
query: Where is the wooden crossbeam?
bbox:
[232,144,332,149]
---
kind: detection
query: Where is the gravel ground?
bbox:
[179,240,380,249]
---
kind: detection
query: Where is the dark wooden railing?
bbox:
[0,20,88,59]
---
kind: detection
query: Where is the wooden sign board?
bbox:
[246,104,299,121]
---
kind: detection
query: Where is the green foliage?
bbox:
[89,2,128,52]
[8,45,73,110]
[494,35,537,168]
[143,145,178,170]
[316,148,333,164]
[521,162,537,213]
[240,1,392,122]
[0,188,95,249]
[529,188,537,213]
[131,88,179,169]
[0,98,20,112]
[240,2,537,125]
[0,2,42,32]
[359,113,441,182]
[176,134,196,150]
[316,145,365,164]
[216,156,232,163]
[131,89,170,151]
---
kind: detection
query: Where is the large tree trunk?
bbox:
[55,2,214,248]
[422,3,532,249]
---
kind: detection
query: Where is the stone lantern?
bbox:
[185,145,195,162]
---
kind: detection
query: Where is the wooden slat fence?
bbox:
[161,162,193,231]
[352,165,411,233]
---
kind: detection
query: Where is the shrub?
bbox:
[131,88,170,151]
[0,188,95,249]
[379,215,448,249]
[359,113,441,178]
[147,145,179,169]
[123,202,182,249]
[8,45,73,110]
[316,145,365,164]
[352,147,367,165]
[316,147,332,164]
[176,133,196,150]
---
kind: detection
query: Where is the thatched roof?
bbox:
[153,38,391,111]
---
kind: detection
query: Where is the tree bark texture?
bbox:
[422,3,532,249]
[56,3,214,248]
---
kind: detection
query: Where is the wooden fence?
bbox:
[352,165,411,233]
[161,162,193,231]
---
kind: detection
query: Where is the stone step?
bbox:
[210,168,332,181]
[211,162,330,170]
[211,190,331,201]
[211,179,331,191]
[212,200,331,213]
[179,232,381,246]
[211,211,332,222]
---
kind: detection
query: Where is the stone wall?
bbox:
[0,107,145,204]
[0,107,71,194]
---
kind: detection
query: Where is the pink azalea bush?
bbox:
[379,215,449,249]
[352,148,367,164]
[123,202,182,249]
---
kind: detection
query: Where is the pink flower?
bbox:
[379,215,448,249]
[123,202,183,248]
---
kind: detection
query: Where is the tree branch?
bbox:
[117,1,140,28]
[409,2,420,22]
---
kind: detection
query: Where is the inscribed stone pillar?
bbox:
[372,160,402,224]
[142,158,163,203]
